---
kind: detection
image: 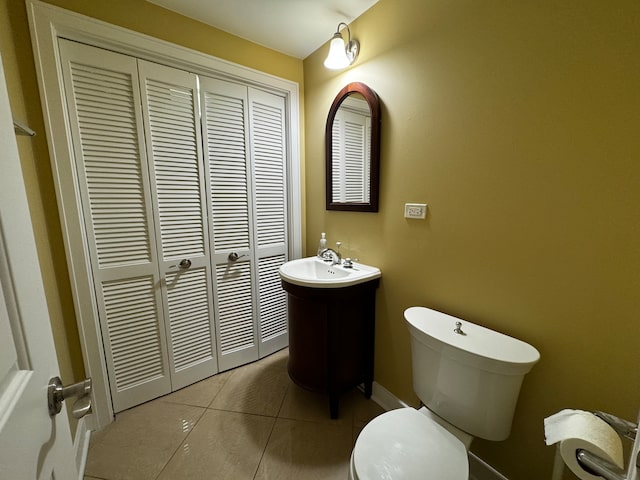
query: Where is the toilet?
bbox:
[349,306,540,480]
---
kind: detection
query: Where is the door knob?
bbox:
[178,258,192,269]
[48,376,92,418]
[228,252,247,262]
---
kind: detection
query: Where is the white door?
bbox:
[200,77,259,371]
[200,79,289,371]
[0,54,77,479]
[138,60,219,389]
[247,88,289,357]
[58,39,172,413]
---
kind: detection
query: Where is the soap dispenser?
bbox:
[317,232,327,257]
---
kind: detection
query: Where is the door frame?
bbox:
[27,0,302,430]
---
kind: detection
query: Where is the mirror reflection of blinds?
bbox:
[332,117,342,201]
[332,109,370,203]
[344,119,366,202]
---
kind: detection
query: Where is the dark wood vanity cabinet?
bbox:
[281,278,379,419]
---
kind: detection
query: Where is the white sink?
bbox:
[279,257,381,288]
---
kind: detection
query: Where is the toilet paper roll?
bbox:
[544,409,624,480]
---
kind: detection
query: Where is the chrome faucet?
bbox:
[320,248,341,265]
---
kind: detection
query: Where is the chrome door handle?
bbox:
[48,376,92,418]
[178,258,192,269]
[228,252,247,262]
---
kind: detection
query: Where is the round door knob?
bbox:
[178,259,192,269]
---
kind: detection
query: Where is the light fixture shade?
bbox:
[324,33,350,69]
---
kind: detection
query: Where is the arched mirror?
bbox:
[326,82,381,212]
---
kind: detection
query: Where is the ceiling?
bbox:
[147,0,379,59]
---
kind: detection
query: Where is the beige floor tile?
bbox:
[255,418,352,480]
[344,389,386,429]
[85,401,205,480]
[209,350,290,417]
[278,382,356,426]
[156,370,232,408]
[84,349,383,480]
[157,409,275,480]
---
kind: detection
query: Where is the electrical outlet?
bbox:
[404,203,427,219]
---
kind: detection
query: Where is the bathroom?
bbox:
[1,0,639,478]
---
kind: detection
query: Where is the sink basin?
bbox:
[279,256,381,288]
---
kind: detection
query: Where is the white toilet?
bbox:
[349,306,540,480]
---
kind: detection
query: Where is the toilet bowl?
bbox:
[349,407,469,480]
[350,307,540,479]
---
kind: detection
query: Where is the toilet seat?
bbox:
[351,408,469,480]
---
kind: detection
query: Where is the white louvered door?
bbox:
[59,40,171,412]
[138,61,218,389]
[59,39,290,411]
[200,78,258,371]
[248,88,289,357]
[201,80,289,371]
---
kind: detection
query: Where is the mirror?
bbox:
[326,82,381,212]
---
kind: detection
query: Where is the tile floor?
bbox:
[84,348,385,480]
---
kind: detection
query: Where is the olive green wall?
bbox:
[1,0,303,435]
[304,0,639,478]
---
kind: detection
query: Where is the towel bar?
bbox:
[13,120,35,136]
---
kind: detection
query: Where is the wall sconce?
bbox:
[324,22,359,70]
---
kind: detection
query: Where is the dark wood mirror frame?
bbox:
[325,82,381,212]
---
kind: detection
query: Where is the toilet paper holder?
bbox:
[577,449,627,480]
[594,411,638,442]
[575,411,639,480]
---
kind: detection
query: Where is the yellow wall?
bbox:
[304,0,639,478]
[3,0,639,476]
[1,0,303,435]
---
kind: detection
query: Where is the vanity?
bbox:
[280,82,382,418]
[279,257,381,419]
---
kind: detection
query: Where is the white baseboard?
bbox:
[468,452,509,480]
[370,381,410,411]
[74,416,92,480]
[369,382,509,480]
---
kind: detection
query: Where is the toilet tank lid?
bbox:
[404,306,540,373]
[353,408,468,480]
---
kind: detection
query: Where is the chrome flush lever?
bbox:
[454,321,466,335]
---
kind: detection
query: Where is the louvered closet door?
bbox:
[58,40,171,412]
[138,60,218,389]
[248,88,289,357]
[200,77,258,371]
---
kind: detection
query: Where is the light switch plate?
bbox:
[404,203,427,219]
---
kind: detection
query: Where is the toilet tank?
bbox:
[404,307,540,441]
